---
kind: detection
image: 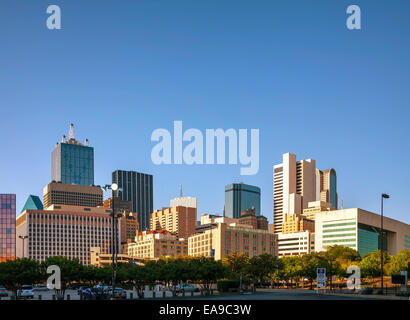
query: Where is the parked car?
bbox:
[175,284,200,293]
[0,287,8,297]
[18,285,35,299]
[33,285,49,292]
[106,287,127,299]
[77,286,89,295]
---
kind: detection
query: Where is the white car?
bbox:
[18,285,35,299]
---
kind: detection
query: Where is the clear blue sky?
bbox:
[1,1,409,224]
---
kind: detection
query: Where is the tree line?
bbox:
[0,246,408,298]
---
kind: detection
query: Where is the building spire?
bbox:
[179,184,183,197]
[69,123,75,140]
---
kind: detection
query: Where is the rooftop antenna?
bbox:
[69,123,75,140]
[179,184,183,197]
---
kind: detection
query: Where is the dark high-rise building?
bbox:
[224,183,261,219]
[0,194,16,262]
[51,124,94,186]
[112,170,153,231]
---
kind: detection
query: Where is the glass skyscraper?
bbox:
[224,183,261,219]
[112,170,153,231]
[0,194,16,262]
[51,124,94,186]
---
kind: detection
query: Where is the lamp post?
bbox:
[19,235,28,258]
[381,193,390,294]
[101,183,122,299]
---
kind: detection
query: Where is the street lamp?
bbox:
[101,183,123,299]
[19,235,28,258]
[381,193,390,294]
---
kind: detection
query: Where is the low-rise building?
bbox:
[188,222,277,260]
[90,247,137,267]
[315,208,410,257]
[127,230,188,260]
[277,231,315,256]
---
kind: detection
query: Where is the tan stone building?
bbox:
[43,182,103,209]
[90,247,137,267]
[127,230,188,260]
[282,213,314,234]
[188,222,278,260]
[150,206,196,239]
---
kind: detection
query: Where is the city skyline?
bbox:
[1,1,410,224]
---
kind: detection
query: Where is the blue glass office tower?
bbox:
[51,124,94,186]
[224,183,261,219]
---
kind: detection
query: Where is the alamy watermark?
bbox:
[151,121,259,175]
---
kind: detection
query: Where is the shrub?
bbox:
[395,292,410,297]
[217,280,239,293]
[360,287,373,295]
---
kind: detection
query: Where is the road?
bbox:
[0,288,393,300]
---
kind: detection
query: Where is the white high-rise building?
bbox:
[273,153,317,234]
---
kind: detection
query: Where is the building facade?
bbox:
[127,230,187,259]
[277,231,315,256]
[282,213,315,234]
[316,169,338,209]
[51,124,94,186]
[0,194,16,262]
[315,208,410,257]
[103,197,139,247]
[170,196,197,208]
[273,153,328,234]
[238,209,268,231]
[150,206,197,239]
[43,182,103,208]
[112,170,153,231]
[16,205,117,265]
[188,222,277,260]
[225,183,261,219]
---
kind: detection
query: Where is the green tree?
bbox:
[300,253,327,289]
[246,254,277,291]
[223,253,250,281]
[387,250,410,275]
[0,258,42,298]
[359,250,390,283]
[280,256,303,287]
[41,256,84,300]
[190,257,227,293]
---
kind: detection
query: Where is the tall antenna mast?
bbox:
[179,184,183,197]
[69,123,75,140]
